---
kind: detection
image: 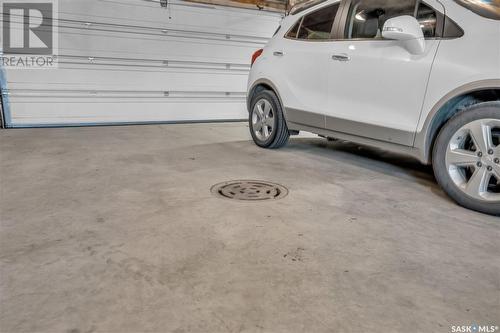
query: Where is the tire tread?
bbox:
[249,90,290,149]
[432,101,500,216]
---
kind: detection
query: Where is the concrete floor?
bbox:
[0,123,499,333]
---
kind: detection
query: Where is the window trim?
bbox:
[284,16,304,39]
[416,0,445,38]
[284,1,344,42]
[337,0,447,41]
[289,0,329,15]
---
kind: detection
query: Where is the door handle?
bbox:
[332,53,350,61]
[273,51,284,57]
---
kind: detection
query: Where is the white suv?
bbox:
[247,0,500,216]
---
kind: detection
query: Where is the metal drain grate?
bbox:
[211,180,288,201]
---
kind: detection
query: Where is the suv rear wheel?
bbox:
[433,101,500,216]
[249,90,290,149]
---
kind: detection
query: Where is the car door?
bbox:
[326,0,444,146]
[275,1,342,129]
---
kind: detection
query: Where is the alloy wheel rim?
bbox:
[445,118,500,202]
[252,99,275,141]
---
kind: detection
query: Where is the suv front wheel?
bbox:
[433,102,500,216]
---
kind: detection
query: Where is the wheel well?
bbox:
[247,83,275,112]
[427,89,500,163]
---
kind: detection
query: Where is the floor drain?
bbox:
[211,180,288,201]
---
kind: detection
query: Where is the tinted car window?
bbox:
[345,0,440,39]
[346,0,417,39]
[296,3,340,40]
[416,2,437,38]
[286,19,301,38]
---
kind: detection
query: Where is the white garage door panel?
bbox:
[9,68,248,91]
[57,32,259,63]
[2,0,282,127]
[61,0,280,37]
[10,100,246,126]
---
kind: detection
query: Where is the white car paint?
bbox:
[417,0,500,135]
[248,0,500,163]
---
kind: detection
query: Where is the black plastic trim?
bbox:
[289,0,328,15]
[0,87,5,129]
[284,1,344,41]
[443,16,464,38]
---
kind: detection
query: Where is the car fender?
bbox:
[415,79,500,164]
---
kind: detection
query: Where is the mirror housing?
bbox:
[382,15,425,55]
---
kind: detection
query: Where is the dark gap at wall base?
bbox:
[0,87,5,129]
[5,118,247,129]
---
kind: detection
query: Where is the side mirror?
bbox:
[382,15,425,55]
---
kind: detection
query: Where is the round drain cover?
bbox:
[211,180,288,201]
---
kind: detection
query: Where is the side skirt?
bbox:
[287,121,425,163]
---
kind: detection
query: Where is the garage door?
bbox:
[0,0,282,128]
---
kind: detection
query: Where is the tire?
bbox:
[249,90,290,149]
[432,101,500,216]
